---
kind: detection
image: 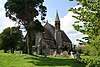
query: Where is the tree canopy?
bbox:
[4,0,47,54]
[69,0,100,56]
[0,27,22,53]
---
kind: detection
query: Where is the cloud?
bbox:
[60,6,85,45]
[60,11,83,44]
[60,5,85,45]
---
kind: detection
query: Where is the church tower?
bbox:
[54,11,62,53]
[55,11,60,31]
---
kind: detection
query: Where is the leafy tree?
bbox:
[4,0,47,54]
[69,0,100,56]
[10,27,22,53]
[0,27,22,53]
[0,27,11,53]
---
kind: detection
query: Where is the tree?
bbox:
[10,27,22,53]
[0,27,11,53]
[0,27,22,53]
[69,0,100,56]
[4,0,47,55]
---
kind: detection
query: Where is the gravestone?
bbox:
[53,51,57,56]
[60,51,68,57]
[18,51,21,54]
[76,51,81,61]
[70,51,74,58]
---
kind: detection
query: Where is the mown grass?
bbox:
[0,52,86,67]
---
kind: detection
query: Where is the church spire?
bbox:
[55,10,60,31]
[55,10,60,22]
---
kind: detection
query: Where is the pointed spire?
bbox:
[55,10,60,31]
[55,10,60,21]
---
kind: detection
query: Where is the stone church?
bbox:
[32,12,72,55]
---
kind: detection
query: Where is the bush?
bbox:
[81,57,100,67]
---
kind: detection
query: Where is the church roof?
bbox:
[43,22,72,43]
[43,28,55,40]
[44,22,55,36]
[44,40,56,49]
[61,31,72,43]
[44,22,55,31]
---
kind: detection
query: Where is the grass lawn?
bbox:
[0,52,86,67]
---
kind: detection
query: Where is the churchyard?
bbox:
[0,0,100,67]
[0,50,100,67]
[0,50,87,67]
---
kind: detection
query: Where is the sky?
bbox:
[0,0,84,45]
[44,0,77,21]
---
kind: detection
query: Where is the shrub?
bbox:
[81,57,100,67]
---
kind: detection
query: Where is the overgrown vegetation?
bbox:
[69,0,100,66]
[81,56,100,67]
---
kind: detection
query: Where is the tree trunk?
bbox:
[22,41,28,54]
[27,30,33,55]
[26,20,35,55]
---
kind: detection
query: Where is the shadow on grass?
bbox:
[24,56,86,67]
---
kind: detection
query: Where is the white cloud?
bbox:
[60,11,83,45]
[60,5,85,45]
[62,5,86,45]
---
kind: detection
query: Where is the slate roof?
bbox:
[43,40,56,49]
[43,27,54,40]
[61,30,72,43]
[43,22,55,38]
[44,22,72,43]
[42,22,72,49]
[44,22,55,33]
